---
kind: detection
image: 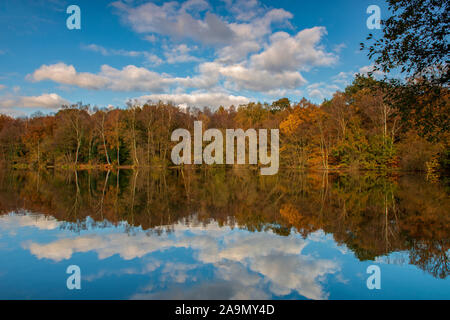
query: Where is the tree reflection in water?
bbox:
[0,168,448,279]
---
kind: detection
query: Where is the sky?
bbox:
[0,0,387,116]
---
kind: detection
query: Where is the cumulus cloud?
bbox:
[21,1,340,107]
[163,44,201,64]
[332,71,354,85]
[222,0,264,22]
[203,27,334,92]
[27,63,107,90]
[22,0,341,103]
[111,0,234,45]
[135,91,250,109]
[309,89,324,100]
[249,252,337,299]
[27,62,227,93]
[250,28,337,73]
[220,64,307,91]
[22,217,340,300]
[133,261,272,300]
[99,64,175,91]
[27,63,175,92]
[0,213,60,232]
[0,93,69,110]
[227,8,293,43]
[26,54,313,97]
[214,8,293,64]
[306,82,340,101]
[216,40,261,64]
[112,0,293,49]
[179,59,308,92]
[19,93,70,108]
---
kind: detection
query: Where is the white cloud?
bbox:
[309,88,324,100]
[23,3,341,105]
[22,218,340,300]
[358,64,384,77]
[221,0,264,22]
[0,213,60,232]
[206,27,335,92]
[306,82,341,101]
[228,8,293,43]
[27,63,174,92]
[210,27,335,92]
[112,0,234,45]
[27,62,220,94]
[82,44,163,66]
[99,64,174,91]
[27,63,108,90]
[0,93,69,110]
[145,54,165,66]
[0,84,5,90]
[332,71,354,85]
[135,91,250,109]
[250,28,337,73]
[20,93,69,108]
[26,56,309,98]
[249,252,337,299]
[220,64,307,91]
[82,43,140,57]
[329,65,383,90]
[216,40,261,64]
[180,0,211,12]
[333,43,346,53]
[143,34,157,42]
[163,44,201,64]
[112,0,293,49]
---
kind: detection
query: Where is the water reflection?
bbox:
[0,169,448,299]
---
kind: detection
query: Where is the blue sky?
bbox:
[0,0,387,116]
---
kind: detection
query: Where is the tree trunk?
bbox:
[101,114,111,165]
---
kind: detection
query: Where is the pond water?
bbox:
[0,169,448,299]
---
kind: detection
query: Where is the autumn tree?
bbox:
[362,0,449,141]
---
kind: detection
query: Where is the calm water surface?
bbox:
[0,169,448,299]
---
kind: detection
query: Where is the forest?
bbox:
[0,75,448,174]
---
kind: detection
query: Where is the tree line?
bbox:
[0,75,448,173]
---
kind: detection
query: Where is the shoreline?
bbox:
[2,162,444,175]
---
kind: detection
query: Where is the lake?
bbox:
[0,168,448,299]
